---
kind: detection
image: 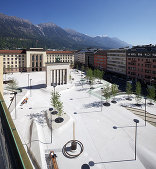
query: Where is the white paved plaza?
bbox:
[3,70,156,169]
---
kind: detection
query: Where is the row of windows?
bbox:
[3,55,25,57]
[47,54,73,57]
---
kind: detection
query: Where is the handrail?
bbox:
[0,92,33,169]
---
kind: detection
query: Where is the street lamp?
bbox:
[113,118,139,161]
[49,108,53,143]
[133,119,139,160]
[144,97,147,126]
[10,91,17,119]
[150,78,154,86]
[28,74,30,89]
[101,88,103,112]
[53,83,57,95]
[30,79,32,96]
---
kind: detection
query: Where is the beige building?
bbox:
[0,49,74,73]
[46,51,74,67]
[74,51,86,65]
[107,49,127,75]
[0,55,3,95]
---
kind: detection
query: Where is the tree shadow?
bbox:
[27,112,45,124]
[20,84,46,90]
[84,101,101,108]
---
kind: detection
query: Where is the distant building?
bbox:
[107,49,127,75]
[0,48,74,73]
[0,55,3,95]
[74,50,86,65]
[127,45,156,85]
[94,50,107,70]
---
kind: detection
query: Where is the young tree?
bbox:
[7,78,18,92]
[86,68,94,86]
[102,84,111,104]
[51,91,64,117]
[98,70,104,83]
[93,69,98,79]
[111,84,118,102]
[135,81,142,105]
[147,86,155,105]
[126,81,132,100]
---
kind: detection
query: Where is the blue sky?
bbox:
[0,0,156,45]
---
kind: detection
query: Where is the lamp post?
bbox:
[28,74,30,89]
[113,118,139,161]
[133,119,139,160]
[150,78,154,86]
[10,92,17,119]
[101,88,103,112]
[49,108,53,143]
[53,83,56,95]
[144,97,147,126]
[30,79,32,96]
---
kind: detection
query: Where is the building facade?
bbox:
[0,55,3,95]
[0,49,74,73]
[46,51,74,67]
[127,45,156,85]
[107,49,127,75]
[74,51,86,65]
[94,50,107,70]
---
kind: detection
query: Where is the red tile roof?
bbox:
[0,50,25,54]
[46,51,74,54]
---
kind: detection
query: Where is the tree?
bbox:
[102,84,111,104]
[93,69,98,79]
[98,70,104,83]
[111,84,118,101]
[86,68,94,85]
[7,78,18,92]
[147,86,155,105]
[126,81,132,100]
[50,91,64,116]
[135,81,142,105]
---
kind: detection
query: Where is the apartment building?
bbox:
[74,50,86,65]
[107,49,127,75]
[0,55,3,95]
[0,49,74,73]
[127,45,156,85]
[94,50,107,70]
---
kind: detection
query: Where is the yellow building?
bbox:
[0,55,3,95]
[0,49,74,73]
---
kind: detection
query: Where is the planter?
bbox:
[148,102,154,105]
[51,111,58,115]
[126,98,132,101]
[111,100,117,104]
[55,117,64,123]
[134,103,142,107]
[71,141,77,151]
[103,102,110,106]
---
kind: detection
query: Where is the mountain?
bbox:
[0,13,130,49]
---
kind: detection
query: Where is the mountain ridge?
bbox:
[0,13,130,50]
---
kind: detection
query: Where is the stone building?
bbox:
[0,55,3,95]
[107,49,127,75]
[127,45,156,85]
[0,48,74,73]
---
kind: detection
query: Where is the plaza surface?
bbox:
[3,70,156,169]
